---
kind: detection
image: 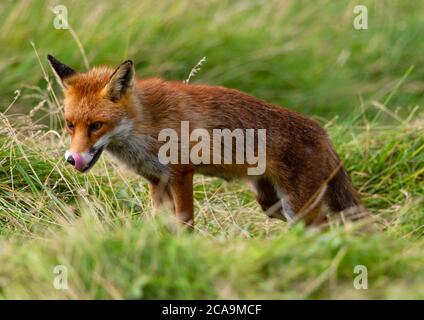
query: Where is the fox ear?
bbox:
[47,54,77,89]
[104,60,134,101]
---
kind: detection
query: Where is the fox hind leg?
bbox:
[250,178,290,221]
[275,181,328,226]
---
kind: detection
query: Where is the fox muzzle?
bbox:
[64,148,104,172]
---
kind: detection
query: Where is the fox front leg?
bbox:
[149,179,174,211]
[169,168,194,228]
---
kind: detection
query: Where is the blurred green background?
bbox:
[1,0,423,118]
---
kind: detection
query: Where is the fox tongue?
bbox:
[73,153,86,171]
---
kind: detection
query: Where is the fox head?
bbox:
[48,55,137,172]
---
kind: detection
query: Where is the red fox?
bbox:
[47,55,368,228]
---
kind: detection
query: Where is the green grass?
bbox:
[0,0,424,299]
[1,0,424,118]
[1,106,423,299]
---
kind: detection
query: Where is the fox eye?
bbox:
[89,122,103,132]
[66,121,75,131]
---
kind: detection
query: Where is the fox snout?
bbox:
[64,148,104,173]
[65,151,85,171]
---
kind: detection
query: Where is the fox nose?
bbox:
[66,155,75,166]
[65,151,87,172]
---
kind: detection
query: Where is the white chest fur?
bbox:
[107,134,168,180]
[99,119,169,181]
